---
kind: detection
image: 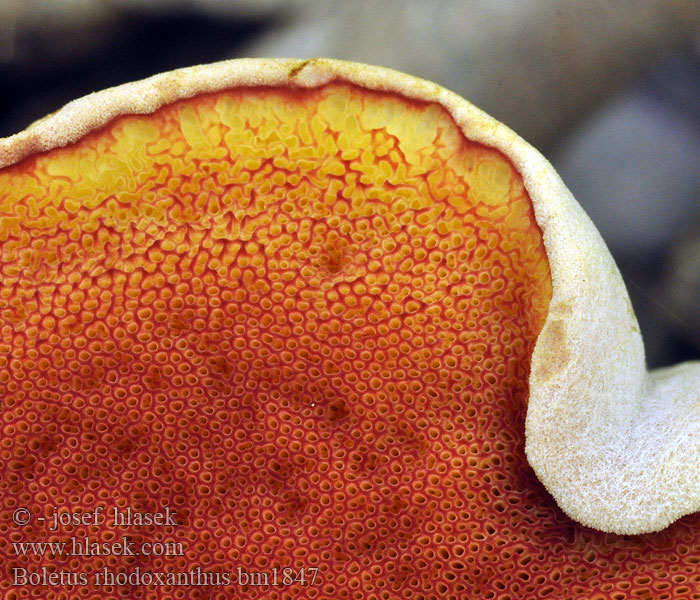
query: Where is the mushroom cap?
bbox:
[1,58,699,598]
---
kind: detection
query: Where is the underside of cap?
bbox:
[1,57,699,538]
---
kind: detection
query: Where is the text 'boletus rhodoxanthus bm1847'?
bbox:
[1,58,699,600]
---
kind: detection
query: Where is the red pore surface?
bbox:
[0,83,698,600]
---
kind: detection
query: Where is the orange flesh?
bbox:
[0,83,697,599]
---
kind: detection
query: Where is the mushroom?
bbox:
[0,58,698,598]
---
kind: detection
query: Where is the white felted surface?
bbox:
[1,58,698,534]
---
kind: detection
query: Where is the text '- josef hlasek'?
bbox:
[13,505,178,530]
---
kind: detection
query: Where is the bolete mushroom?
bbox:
[1,58,698,599]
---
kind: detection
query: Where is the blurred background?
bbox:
[0,0,698,368]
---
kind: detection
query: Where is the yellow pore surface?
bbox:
[0,84,552,599]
